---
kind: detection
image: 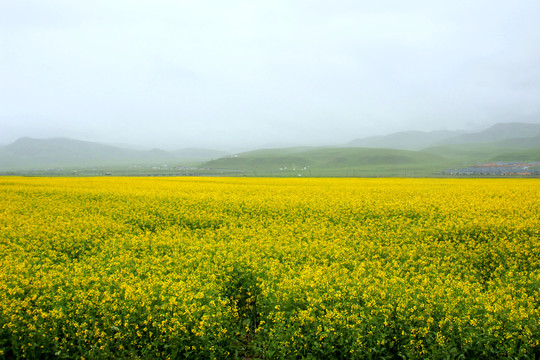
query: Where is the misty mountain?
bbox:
[422,134,540,162]
[0,137,175,170]
[347,130,467,150]
[205,122,540,176]
[2,122,539,174]
[347,122,540,154]
[171,148,228,162]
[436,122,540,145]
[419,124,540,165]
[0,137,224,171]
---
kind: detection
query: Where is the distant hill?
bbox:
[436,122,540,145]
[489,146,540,162]
[204,147,452,176]
[348,122,540,150]
[347,130,466,150]
[0,137,181,170]
[0,137,232,171]
[489,134,540,149]
[346,122,540,169]
[204,122,540,176]
[2,122,539,175]
[421,134,540,164]
[171,148,229,162]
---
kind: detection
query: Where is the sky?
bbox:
[1,0,540,150]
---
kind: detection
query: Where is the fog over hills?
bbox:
[0,138,225,171]
[171,148,229,162]
[1,122,539,175]
[436,123,540,145]
[347,130,467,151]
[205,122,540,176]
[347,122,540,150]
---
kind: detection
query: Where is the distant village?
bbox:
[446,162,540,176]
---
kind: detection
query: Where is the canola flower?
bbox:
[0,176,539,359]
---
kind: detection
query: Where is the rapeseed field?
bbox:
[0,177,539,359]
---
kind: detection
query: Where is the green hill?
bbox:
[204,147,452,176]
[421,134,540,165]
[2,122,539,176]
[347,130,465,150]
[490,147,540,162]
[348,122,540,152]
[206,123,540,176]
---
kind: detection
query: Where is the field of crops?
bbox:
[1,177,539,359]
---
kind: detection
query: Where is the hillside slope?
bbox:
[204,147,452,176]
[348,130,465,150]
[348,122,540,151]
[0,138,232,171]
[421,134,540,164]
[437,122,540,145]
[0,138,176,170]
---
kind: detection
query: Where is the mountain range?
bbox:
[1,122,539,175]
[0,137,226,171]
[205,122,540,175]
[347,122,540,150]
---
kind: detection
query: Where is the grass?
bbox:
[204,147,452,176]
[2,139,538,178]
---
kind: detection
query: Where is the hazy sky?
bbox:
[1,0,540,150]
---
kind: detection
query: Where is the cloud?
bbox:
[1,1,539,149]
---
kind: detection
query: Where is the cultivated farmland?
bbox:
[0,177,539,359]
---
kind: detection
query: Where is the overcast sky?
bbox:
[1,0,540,150]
